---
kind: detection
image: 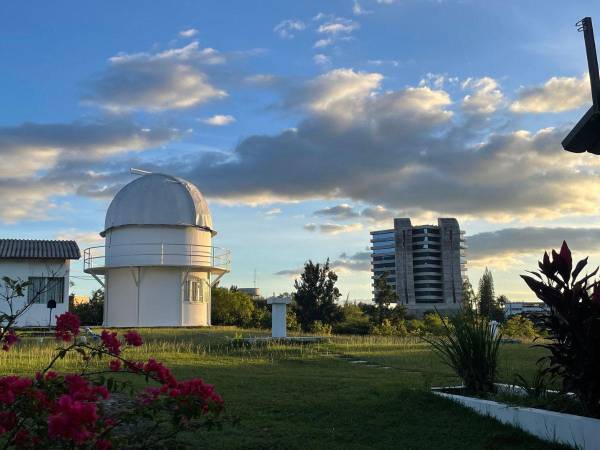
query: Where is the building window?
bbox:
[27,277,64,304]
[185,277,209,303]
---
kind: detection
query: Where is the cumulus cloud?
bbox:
[314,204,359,219]
[179,67,600,222]
[200,114,236,126]
[314,39,333,48]
[352,0,372,15]
[510,74,590,113]
[313,54,331,66]
[292,68,383,116]
[179,28,198,38]
[317,18,359,35]
[461,77,504,114]
[0,120,177,222]
[274,268,301,276]
[303,222,363,234]
[84,42,227,112]
[273,19,306,39]
[361,205,393,221]
[332,251,371,272]
[468,227,600,264]
[55,229,103,245]
[0,179,68,223]
[276,251,370,277]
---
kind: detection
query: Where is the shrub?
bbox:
[249,307,271,329]
[371,319,408,337]
[423,312,446,335]
[406,319,425,335]
[211,287,255,327]
[309,321,332,335]
[521,241,600,417]
[333,303,371,335]
[501,315,537,339]
[286,310,301,332]
[426,309,502,394]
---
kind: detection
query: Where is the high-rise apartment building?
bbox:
[370,218,466,316]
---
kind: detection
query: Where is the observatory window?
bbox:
[27,277,65,304]
[185,277,209,303]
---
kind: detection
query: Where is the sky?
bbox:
[2,0,600,302]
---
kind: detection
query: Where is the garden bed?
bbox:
[432,385,600,450]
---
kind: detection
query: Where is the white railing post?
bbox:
[160,243,164,265]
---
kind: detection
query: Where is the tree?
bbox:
[461,278,477,310]
[478,268,496,318]
[293,259,342,330]
[211,287,255,327]
[373,272,397,325]
[71,288,104,325]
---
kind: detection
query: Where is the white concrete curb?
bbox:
[432,388,600,449]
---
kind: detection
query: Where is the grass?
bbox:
[0,328,571,449]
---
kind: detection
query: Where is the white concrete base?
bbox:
[432,388,600,449]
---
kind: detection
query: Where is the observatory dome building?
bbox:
[84,172,230,327]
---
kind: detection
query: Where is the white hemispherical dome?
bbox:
[102,173,214,236]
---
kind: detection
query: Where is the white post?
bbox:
[489,320,499,338]
[267,297,292,338]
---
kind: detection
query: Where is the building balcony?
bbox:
[414,285,443,291]
[413,258,442,269]
[83,243,231,275]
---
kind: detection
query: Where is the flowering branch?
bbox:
[0,311,224,449]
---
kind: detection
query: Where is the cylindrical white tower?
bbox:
[83,172,230,327]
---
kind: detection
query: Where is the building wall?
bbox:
[102,225,214,327]
[394,218,416,306]
[105,266,211,327]
[439,218,463,308]
[371,217,465,317]
[0,259,70,327]
[104,225,212,268]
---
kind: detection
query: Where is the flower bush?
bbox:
[521,241,600,417]
[0,277,224,449]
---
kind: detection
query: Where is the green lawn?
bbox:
[0,328,570,449]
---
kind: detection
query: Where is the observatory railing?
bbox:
[83,243,230,273]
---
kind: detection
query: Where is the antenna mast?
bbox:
[578,17,600,106]
[562,17,600,154]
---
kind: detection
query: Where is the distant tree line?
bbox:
[72,261,536,338]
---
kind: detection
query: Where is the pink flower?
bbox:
[143,358,176,386]
[45,371,59,381]
[0,376,33,405]
[100,330,121,356]
[55,312,81,342]
[109,359,122,372]
[123,330,143,347]
[125,360,144,373]
[64,374,109,402]
[48,395,99,444]
[2,329,18,352]
[0,411,17,435]
[96,439,112,450]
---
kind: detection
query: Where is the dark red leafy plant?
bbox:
[0,277,224,449]
[521,241,600,417]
